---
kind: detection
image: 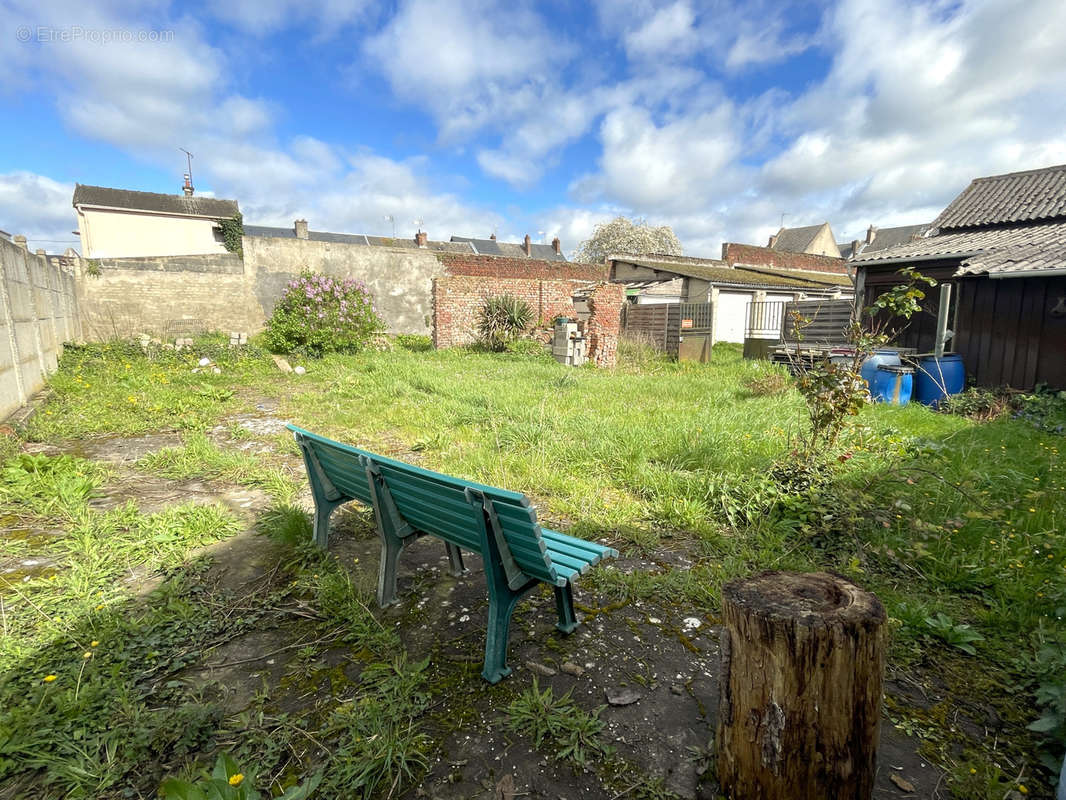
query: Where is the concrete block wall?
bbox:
[0,237,81,420]
[432,276,625,367]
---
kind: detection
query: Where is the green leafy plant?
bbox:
[504,337,550,358]
[216,213,244,257]
[84,258,102,277]
[395,333,432,352]
[507,679,610,766]
[941,387,1010,422]
[264,271,384,357]
[160,753,321,800]
[477,295,533,352]
[923,612,985,655]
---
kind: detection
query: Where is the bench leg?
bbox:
[312,503,333,549]
[554,583,579,635]
[445,542,467,577]
[483,590,523,683]
[377,534,404,607]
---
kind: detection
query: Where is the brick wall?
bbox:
[432,275,624,367]
[441,252,608,281]
[722,242,848,274]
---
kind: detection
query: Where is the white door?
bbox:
[715,292,753,343]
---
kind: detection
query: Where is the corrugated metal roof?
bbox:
[72,184,239,218]
[933,164,1066,230]
[853,220,1066,276]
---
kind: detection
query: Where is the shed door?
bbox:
[716,292,753,343]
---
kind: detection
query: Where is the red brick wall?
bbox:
[440,252,608,281]
[432,276,624,367]
[722,243,848,274]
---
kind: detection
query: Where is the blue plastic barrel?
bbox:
[872,364,914,405]
[860,349,901,393]
[915,354,965,407]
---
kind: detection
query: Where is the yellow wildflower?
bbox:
[229,773,244,787]
[43,675,57,682]
[90,641,99,647]
[83,651,93,659]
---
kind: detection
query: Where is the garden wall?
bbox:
[432,276,625,367]
[0,237,82,420]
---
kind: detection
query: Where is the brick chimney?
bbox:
[294,219,309,239]
[13,234,27,250]
[489,233,496,241]
[866,224,876,245]
[523,234,531,256]
[850,239,860,259]
[551,237,561,254]
[415,230,428,248]
[182,173,194,197]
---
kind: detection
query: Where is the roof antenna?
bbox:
[413,216,424,233]
[384,214,395,239]
[780,212,788,228]
[179,148,194,196]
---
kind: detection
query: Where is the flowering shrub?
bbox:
[264,272,384,356]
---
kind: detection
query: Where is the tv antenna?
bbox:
[779,212,788,228]
[384,214,395,239]
[179,148,194,183]
[413,217,424,233]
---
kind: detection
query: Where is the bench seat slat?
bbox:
[545,549,592,575]
[544,537,606,567]
[541,528,618,559]
[306,445,373,503]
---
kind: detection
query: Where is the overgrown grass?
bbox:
[9,337,1065,795]
[137,433,302,503]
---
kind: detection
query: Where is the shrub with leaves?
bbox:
[264,272,384,357]
[160,753,320,800]
[477,295,533,351]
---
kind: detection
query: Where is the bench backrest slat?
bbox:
[289,425,559,585]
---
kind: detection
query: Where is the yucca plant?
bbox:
[478,295,534,351]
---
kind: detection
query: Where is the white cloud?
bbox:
[0,172,77,252]
[210,0,373,34]
[624,1,697,60]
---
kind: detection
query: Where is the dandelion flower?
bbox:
[90,641,99,647]
[229,773,244,787]
[43,675,57,682]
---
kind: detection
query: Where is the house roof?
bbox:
[853,220,1066,276]
[932,163,1066,231]
[836,241,856,259]
[245,225,474,253]
[72,184,238,218]
[771,223,825,253]
[450,235,567,261]
[619,256,851,291]
[863,223,931,253]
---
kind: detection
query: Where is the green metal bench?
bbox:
[287,424,619,683]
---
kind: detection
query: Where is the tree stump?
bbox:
[716,571,886,800]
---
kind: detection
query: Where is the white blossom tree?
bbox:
[572,216,683,263]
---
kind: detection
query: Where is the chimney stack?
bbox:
[866,224,876,245]
[182,173,194,197]
[415,230,428,248]
[523,234,531,256]
[294,219,309,239]
[489,233,496,241]
[13,234,27,250]
[551,237,561,254]
[35,248,46,256]
[850,239,860,259]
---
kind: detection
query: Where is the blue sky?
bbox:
[2,0,1066,257]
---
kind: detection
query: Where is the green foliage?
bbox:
[0,453,108,517]
[216,213,244,257]
[940,387,1010,422]
[477,295,534,351]
[1013,386,1066,434]
[922,612,986,655]
[264,272,385,357]
[84,258,102,277]
[395,333,433,352]
[742,368,791,397]
[507,679,610,766]
[161,753,321,800]
[1020,635,1066,773]
[504,337,550,358]
[794,361,868,455]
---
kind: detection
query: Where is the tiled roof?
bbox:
[450,235,567,261]
[933,164,1066,230]
[837,241,856,259]
[72,184,238,218]
[245,225,475,253]
[771,224,824,253]
[853,220,1066,276]
[863,223,931,253]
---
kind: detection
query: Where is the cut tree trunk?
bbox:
[716,571,886,800]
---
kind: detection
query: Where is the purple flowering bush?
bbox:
[264,271,384,356]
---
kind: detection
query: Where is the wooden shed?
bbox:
[854,165,1066,390]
